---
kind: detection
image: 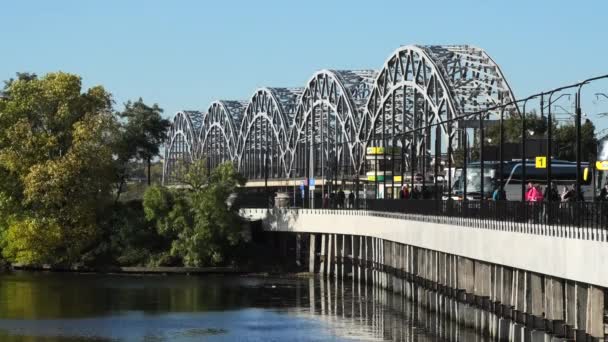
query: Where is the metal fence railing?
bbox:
[362,199,608,236]
[237,192,608,241]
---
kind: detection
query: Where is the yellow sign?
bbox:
[366,146,383,155]
[535,156,546,169]
[366,146,401,155]
[596,161,608,171]
[393,175,402,182]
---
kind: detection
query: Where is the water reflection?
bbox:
[0,272,543,341]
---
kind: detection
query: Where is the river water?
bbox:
[0,271,487,341]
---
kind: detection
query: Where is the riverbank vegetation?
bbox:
[0,72,251,268]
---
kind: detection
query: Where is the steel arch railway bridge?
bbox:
[162,45,520,189]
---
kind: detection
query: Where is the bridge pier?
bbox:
[292,231,606,341]
[256,208,607,340]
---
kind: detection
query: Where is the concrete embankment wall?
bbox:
[243,208,607,340]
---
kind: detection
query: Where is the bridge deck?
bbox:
[243,208,608,288]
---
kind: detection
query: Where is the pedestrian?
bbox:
[560,186,569,202]
[401,185,410,199]
[492,185,500,201]
[421,185,430,199]
[525,182,537,202]
[598,184,608,202]
[599,184,608,226]
[323,193,329,208]
[534,184,544,202]
[337,188,345,209]
[563,186,575,202]
[348,191,355,209]
[544,182,559,202]
[525,183,542,223]
[499,186,507,200]
[411,186,421,200]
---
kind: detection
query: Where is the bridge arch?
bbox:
[237,87,302,179]
[361,45,520,175]
[162,110,203,184]
[162,44,520,187]
[287,69,377,181]
[198,100,246,169]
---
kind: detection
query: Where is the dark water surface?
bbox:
[0,271,485,341]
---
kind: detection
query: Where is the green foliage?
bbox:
[0,72,248,268]
[554,119,597,161]
[143,160,247,267]
[485,112,547,144]
[482,113,597,161]
[114,99,170,197]
[0,72,116,264]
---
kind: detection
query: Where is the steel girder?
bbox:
[198,100,247,170]
[162,110,203,184]
[361,45,519,173]
[236,87,302,179]
[162,44,518,185]
[286,69,377,180]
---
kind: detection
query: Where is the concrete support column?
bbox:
[544,276,564,322]
[342,234,351,279]
[527,272,544,328]
[320,234,327,277]
[585,285,604,339]
[514,270,527,315]
[333,234,339,279]
[327,234,333,278]
[571,283,605,339]
[501,267,513,310]
[474,261,492,300]
[457,257,475,294]
[309,234,316,274]
[356,236,362,282]
[296,233,302,268]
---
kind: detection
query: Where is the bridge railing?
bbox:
[360,199,608,241]
[235,190,608,240]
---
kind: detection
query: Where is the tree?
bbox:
[115,99,170,199]
[0,72,116,264]
[554,119,597,161]
[480,112,597,162]
[143,160,247,267]
[485,112,547,144]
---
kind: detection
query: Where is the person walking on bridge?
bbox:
[525,183,543,202]
[348,191,355,209]
[525,183,543,223]
[400,185,410,199]
[337,189,345,209]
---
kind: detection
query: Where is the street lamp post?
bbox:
[479,112,485,200]
[520,97,536,201]
[575,88,585,201]
[499,108,504,192]
[546,92,572,200]
[460,128,468,201]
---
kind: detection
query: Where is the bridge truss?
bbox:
[163,45,519,186]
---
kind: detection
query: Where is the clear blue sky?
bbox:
[2,0,608,124]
